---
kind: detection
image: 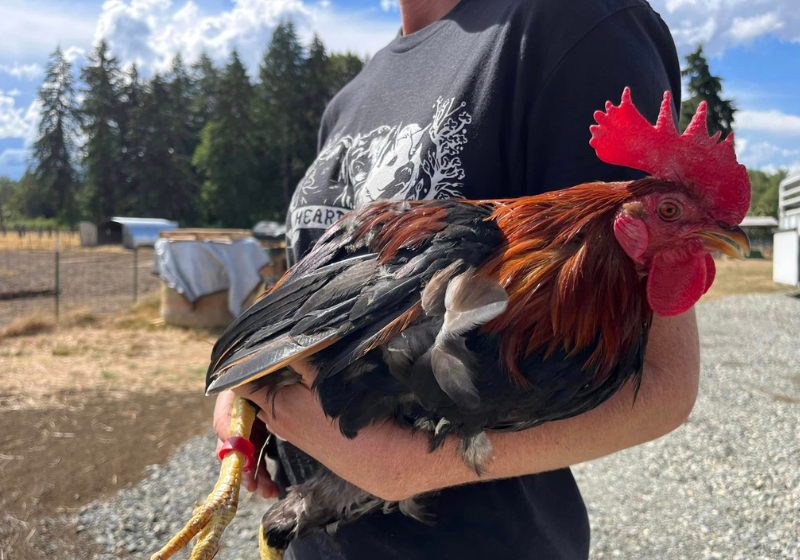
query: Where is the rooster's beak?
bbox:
[695,225,751,260]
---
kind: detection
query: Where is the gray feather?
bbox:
[207,330,339,395]
[443,272,508,335]
[421,259,465,315]
[431,334,481,410]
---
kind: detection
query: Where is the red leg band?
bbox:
[218,437,256,473]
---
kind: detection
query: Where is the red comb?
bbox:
[590,87,750,224]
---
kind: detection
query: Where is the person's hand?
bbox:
[213,390,280,499]
[232,381,448,502]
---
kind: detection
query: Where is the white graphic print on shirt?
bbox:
[287,97,472,250]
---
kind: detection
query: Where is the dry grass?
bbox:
[0,308,101,340]
[0,231,136,253]
[107,290,162,329]
[0,313,55,338]
[700,258,789,303]
[0,300,215,411]
[0,231,80,251]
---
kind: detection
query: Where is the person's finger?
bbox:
[212,390,236,440]
[256,473,280,499]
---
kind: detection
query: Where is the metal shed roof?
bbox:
[108,217,179,249]
[740,216,779,228]
[252,221,287,241]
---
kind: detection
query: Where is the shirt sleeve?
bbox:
[518,5,682,196]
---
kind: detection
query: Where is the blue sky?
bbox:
[1,0,800,180]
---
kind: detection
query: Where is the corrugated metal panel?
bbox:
[109,217,179,249]
[779,175,800,230]
[740,216,779,227]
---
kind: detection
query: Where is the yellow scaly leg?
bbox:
[151,396,257,560]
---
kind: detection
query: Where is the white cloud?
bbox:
[0,93,40,146]
[380,0,399,11]
[735,135,800,174]
[0,1,96,62]
[650,0,800,54]
[0,148,29,167]
[0,94,32,139]
[63,46,87,64]
[92,0,397,74]
[765,163,800,175]
[737,109,800,135]
[729,12,784,41]
[7,89,21,97]
[303,4,398,56]
[0,63,44,80]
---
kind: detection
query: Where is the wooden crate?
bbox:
[161,280,266,329]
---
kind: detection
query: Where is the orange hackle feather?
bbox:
[479,180,661,385]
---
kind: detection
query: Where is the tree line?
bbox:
[0,42,790,229]
[0,22,363,229]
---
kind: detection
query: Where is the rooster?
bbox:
[152,88,751,560]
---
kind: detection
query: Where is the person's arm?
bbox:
[231,310,698,502]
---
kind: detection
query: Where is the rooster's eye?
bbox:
[658,202,680,221]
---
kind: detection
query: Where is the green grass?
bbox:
[101,370,118,380]
[52,344,84,357]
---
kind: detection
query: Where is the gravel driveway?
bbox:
[79,293,800,559]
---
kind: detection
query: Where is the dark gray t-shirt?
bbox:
[280,0,680,558]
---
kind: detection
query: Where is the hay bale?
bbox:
[161,283,265,329]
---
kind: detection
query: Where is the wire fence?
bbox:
[0,229,160,326]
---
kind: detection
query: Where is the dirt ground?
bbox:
[0,248,158,326]
[700,257,789,302]
[0,257,790,559]
[0,302,218,559]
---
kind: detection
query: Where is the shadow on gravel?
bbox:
[0,389,215,560]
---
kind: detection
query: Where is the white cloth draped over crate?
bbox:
[153,238,271,317]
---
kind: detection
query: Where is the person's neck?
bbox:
[398,0,462,35]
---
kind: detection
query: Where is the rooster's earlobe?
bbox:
[613,214,648,263]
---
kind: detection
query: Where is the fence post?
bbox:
[133,246,139,303]
[55,230,60,320]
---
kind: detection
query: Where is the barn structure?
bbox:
[80,217,179,249]
[773,174,800,286]
[740,215,778,258]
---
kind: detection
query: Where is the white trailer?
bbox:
[773,174,800,286]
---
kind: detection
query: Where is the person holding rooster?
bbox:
[207,1,701,559]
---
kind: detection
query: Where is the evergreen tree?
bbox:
[80,39,124,221]
[10,171,52,221]
[163,54,201,223]
[680,45,736,138]
[0,176,18,228]
[748,169,787,218]
[32,46,79,222]
[328,52,364,96]
[118,64,145,215]
[256,21,307,212]
[194,51,263,226]
[192,53,220,135]
[301,35,332,165]
[136,74,173,216]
